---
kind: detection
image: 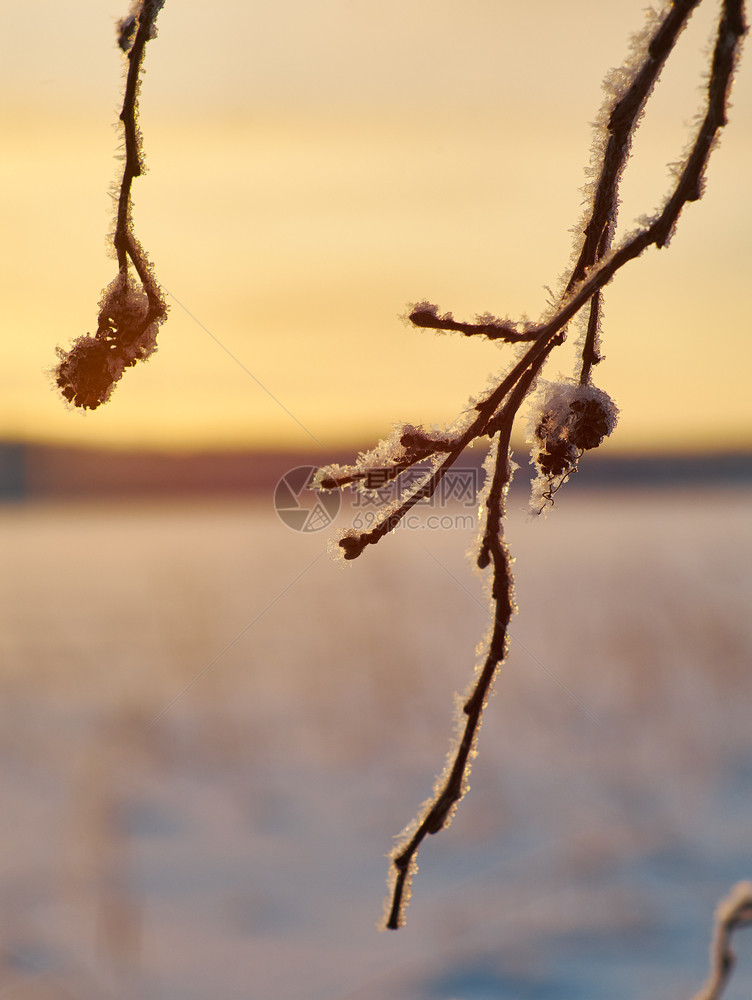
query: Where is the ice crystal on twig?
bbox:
[319,0,746,929]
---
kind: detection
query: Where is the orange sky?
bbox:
[2,0,750,453]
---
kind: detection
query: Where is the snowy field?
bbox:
[1,485,751,1000]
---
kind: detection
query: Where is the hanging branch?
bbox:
[54,0,167,410]
[692,882,752,1000]
[316,0,746,928]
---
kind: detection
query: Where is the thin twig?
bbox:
[114,0,164,306]
[692,882,752,1000]
[54,0,167,409]
[386,363,540,928]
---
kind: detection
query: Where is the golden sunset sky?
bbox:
[2,0,750,453]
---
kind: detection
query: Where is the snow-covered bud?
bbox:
[568,396,615,451]
[54,275,163,409]
[55,337,126,410]
[531,381,618,480]
[97,275,158,360]
[339,532,367,560]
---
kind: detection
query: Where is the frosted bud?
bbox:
[339,532,367,560]
[532,381,618,478]
[55,337,126,409]
[54,274,163,409]
[98,276,150,344]
[568,397,614,450]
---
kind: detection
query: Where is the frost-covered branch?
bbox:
[692,882,752,1000]
[408,303,538,342]
[408,0,745,388]
[328,329,560,561]
[54,0,167,410]
[385,363,538,928]
[317,0,746,928]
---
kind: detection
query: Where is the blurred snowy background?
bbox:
[1,479,751,1000]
